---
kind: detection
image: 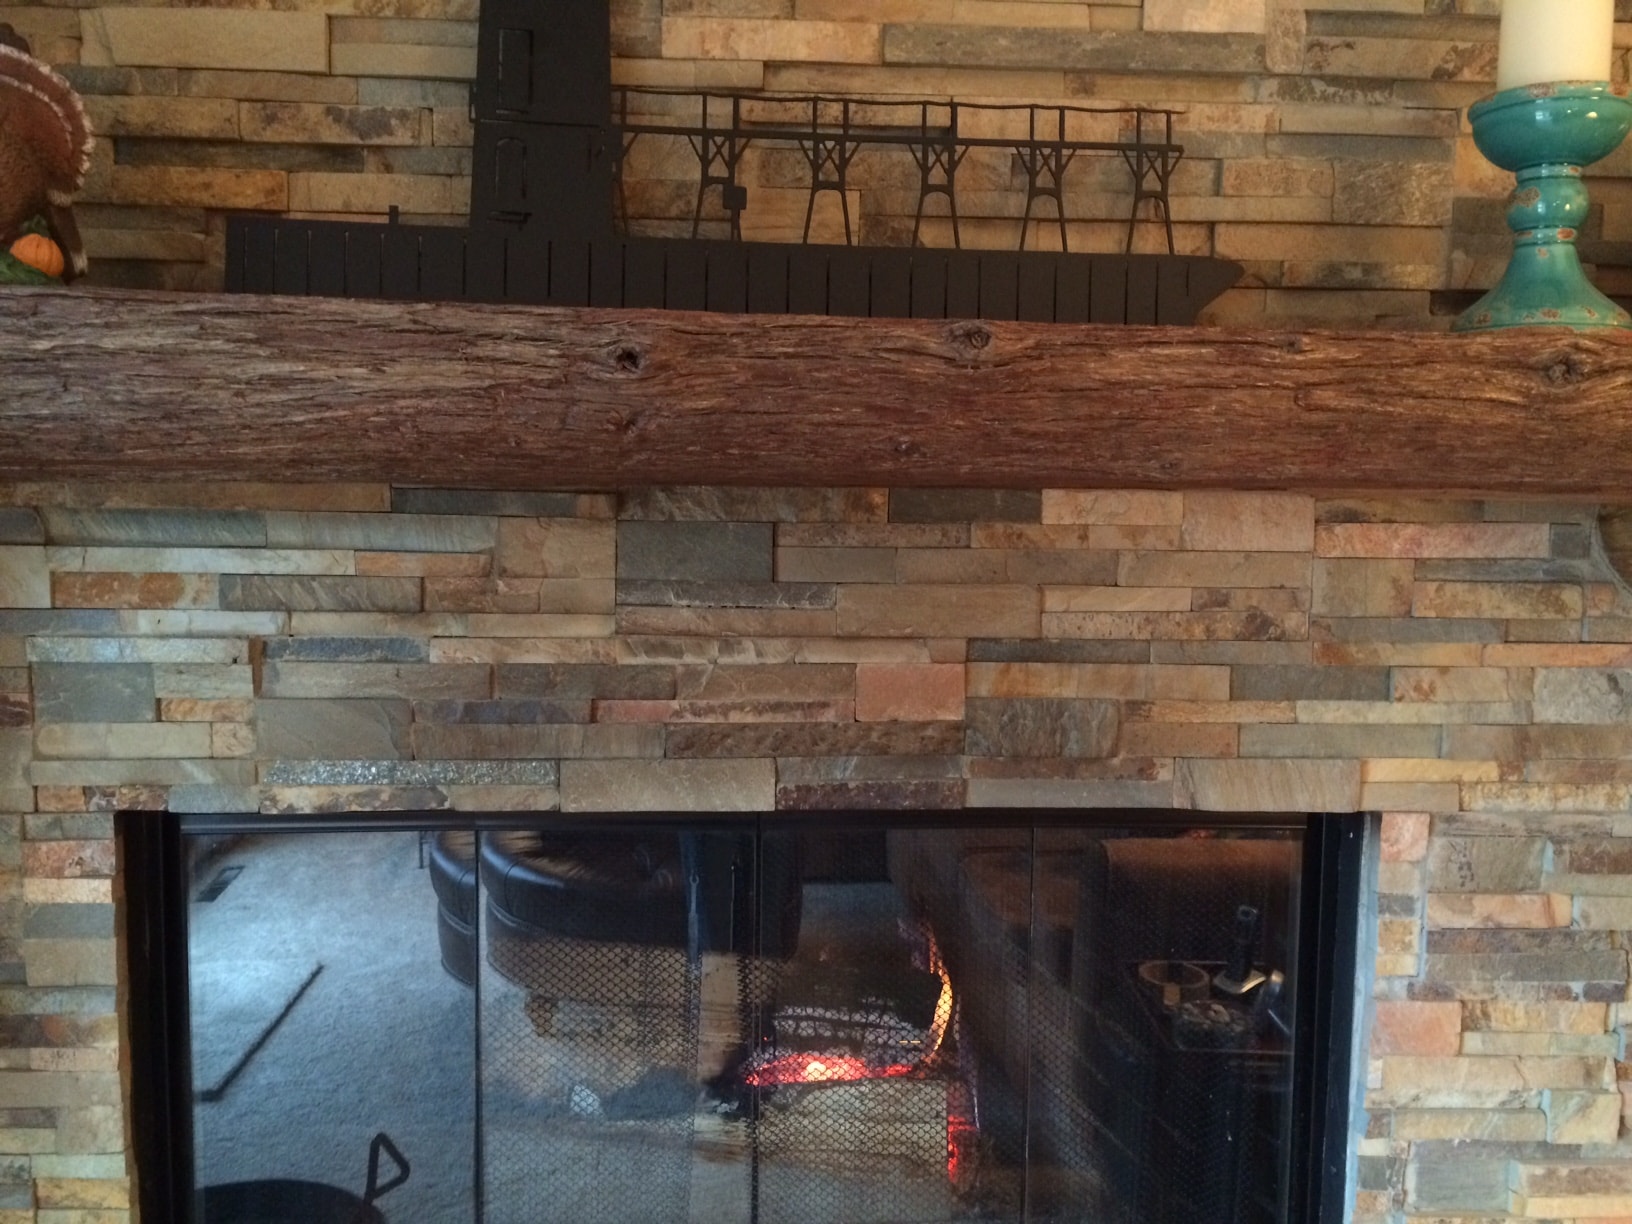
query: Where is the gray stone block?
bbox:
[24,904,115,940]
[391,488,583,517]
[1553,523,1594,560]
[1232,665,1391,701]
[616,522,773,582]
[1427,837,1545,893]
[965,698,1118,759]
[1267,133,1455,163]
[40,508,266,547]
[23,814,115,839]
[1408,1157,1511,1213]
[0,510,42,545]
[889,489,1042,524]
[33,664,155,724]
[1415,559,1602,583]
[969,640,1151,664]
[260,663,490,700]
[264,511,497,551]
[497,664,676,700]
[256,699,411,760]
[259,760,560,786]
[1239,724,1441,759]
[0,612,122,636]
[261,636,429,663]
[667,722,965,758]
[220,576,422,613]
[166,785,261,814]
[412,699,590,724]
[1534,670,1632,724]
[619,488,886,522]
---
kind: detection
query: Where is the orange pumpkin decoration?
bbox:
[10,233,64,279]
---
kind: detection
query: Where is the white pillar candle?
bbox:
[1497,0,1615,91]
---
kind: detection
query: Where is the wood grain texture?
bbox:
[4,287,1632,494]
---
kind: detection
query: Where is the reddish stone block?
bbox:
[855,664,965,722]
[1379,812,1430,863]
[1370,1000,1462,1056]
[21,839,116,879]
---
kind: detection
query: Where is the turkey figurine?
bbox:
[0,24,93,281]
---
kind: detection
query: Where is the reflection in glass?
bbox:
[186,831,475,1222]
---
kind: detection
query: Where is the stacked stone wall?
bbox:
[16,0,1632,326]
[3,485,1632,1220]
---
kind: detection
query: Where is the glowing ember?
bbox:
[741,925,958,1090]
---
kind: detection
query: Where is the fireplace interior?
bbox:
[125,809,1361,1223]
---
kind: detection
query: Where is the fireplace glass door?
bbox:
[139,811,1357,1223]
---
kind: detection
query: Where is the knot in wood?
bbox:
[893,439,925,458]
[1543,353,1586,386]
[609,343,646,375]
[948,321,992,357]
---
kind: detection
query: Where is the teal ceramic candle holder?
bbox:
[1454,81,1632,332]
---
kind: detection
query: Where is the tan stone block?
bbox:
[34,723,212,760]
[1396,1108,1548,1142]
[1316,522,1550,559]
[561,758,775,811]
[53,573,218,610]
[836,585,1037,638]
[1181,492,1313,552]
[1091,6,1140,31]
[613,56,768,90]
[211,723,255,758]
[329,43,477,78]
[761,61,1057,98]
[1044,608,1306,642]
[1379,811,1429,863]
[1391,666,1528,703]
[1120,720,1236,758]
[1370,760,1502,787]
[288,172,458,214]
[1175,757,1360,812]
[0,548,49,608]
[1130,699,1294,723]
[1221,156,1333,198]
[1042,489,1183,525]
[662,16,880,62]
[1314,641,1483,667]
[83,96,239,140]
[159,699,253,723]
[1042,587,1190,613]
[23,878,114,904]
[496,519,614,579]
[855,663,963,721]
[1546,1091,1623,1145]
[34,1177,130,1210]
[330,16,476,45]
[240,102,426,146]
[1311,558,1413,618]
[1213,223,1445,265]
[83,9,328,72]
[83,229,211,263]
[356,551,487,577]
[1574,896,1632,929]
[1427,893,1571,930]
[949,0,1093,25]
[1361,782,1462,813]
[177,69,358,104]
[1371,1000,1461,1057]
[1414,581,1583,620]
[94,167,288,211]
[775,547,894,583]
[1117,551,1309,589]
[1484,643,1632,668]
[1143,0,1263,32]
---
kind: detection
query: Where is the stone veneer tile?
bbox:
[617,522,773,583]
[1311,558,1414,618]
[33,723,212,760]
[855,664,964,722]
[0,549,48,609]
[259,760,559,787]
[775,548,895,583]
[1379,812,1430,863]
[1315,522,1551,559]
[261,637,428,663]
[39,509,265,548]
[1175,758,1361,812]
[666,721,964,758]
[1117,551,1309,589]
[561,758,775,811]
[616,580,835,609]
[777,524,966,548]
[255,699,410,761]
[497,664,676,700]
[32,666,154,726]
[412,724,661,759]
[968,639,1149,664]
[777,778,965,810]
[219,575,422,613]
[836,585,1038,638]
[391,488,586,518]
[260,662,490,700]
[495,520,615,579]
[264,512,496,552]
[0,511,42,545]
[1426,838,1546,893]
[1041,490,1183,526]
[619,488,886,522]
[1181,492,1313,552]
[965,698,1117,759]
[888,489,1041,524]
[966,778,1176,807]
[1232,664,1390,701]
[84,9,328,72]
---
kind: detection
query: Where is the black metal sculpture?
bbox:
[228,0,1241,324]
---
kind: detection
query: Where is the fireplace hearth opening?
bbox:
[123,809,1363,1224]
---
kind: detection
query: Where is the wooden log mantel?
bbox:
[5,286,1632,495]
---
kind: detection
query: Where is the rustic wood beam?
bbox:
[4,286,1632,495]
